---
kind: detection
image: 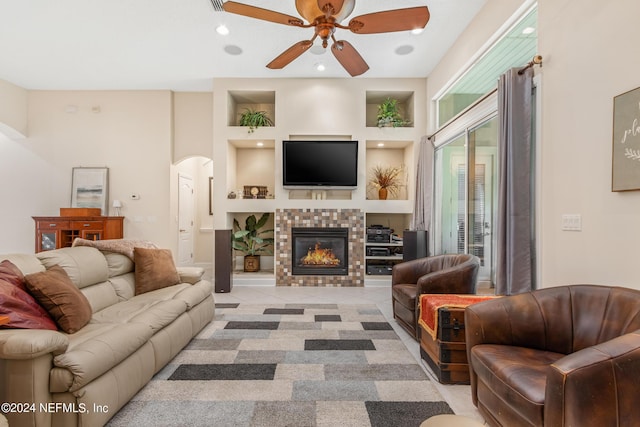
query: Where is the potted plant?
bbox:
[376,97,408,128]
[369,165,403,200]
[232,213,274,272]
[238,108,273,133]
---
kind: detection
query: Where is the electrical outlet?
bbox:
[561,214,582,231]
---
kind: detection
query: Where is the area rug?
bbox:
[107,303,453,427]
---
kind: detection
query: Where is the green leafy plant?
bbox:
[238,108,273,133]
[376,97,408,128]
[232,213,274,256]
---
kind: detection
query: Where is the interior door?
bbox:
[178,174,195,266]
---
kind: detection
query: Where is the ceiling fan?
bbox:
[222,0,430,76]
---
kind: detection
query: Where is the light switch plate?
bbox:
[562,214,582,231]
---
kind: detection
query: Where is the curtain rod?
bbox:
[428,55,543,141]
[518,55,543,75]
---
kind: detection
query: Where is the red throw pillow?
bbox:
[0,260,57,330]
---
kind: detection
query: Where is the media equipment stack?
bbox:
[365,225,403,276]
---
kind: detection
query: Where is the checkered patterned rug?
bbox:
[107,303,453,426]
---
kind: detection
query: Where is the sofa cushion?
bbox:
[172,280,213,309]
[92,293,188,332]
[102,251,134,277]
[24,265,93,334]
[51,322,154,392]
[0,253,45,276]
[134,248,181,295]
[0,260,57,330]
[471,344,565,426]
[37,247,109,289]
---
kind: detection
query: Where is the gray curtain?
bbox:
[495,67,534,295]
[411,135,434,231]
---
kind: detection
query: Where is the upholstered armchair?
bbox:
[391,254,480,339]
[465,285,640,427]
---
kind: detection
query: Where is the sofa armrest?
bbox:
[545,330,640,426]
[0,329,68,359]
[176,266,205,284]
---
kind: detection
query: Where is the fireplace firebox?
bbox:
[292,227,348,276]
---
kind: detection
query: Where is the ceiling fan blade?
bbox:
[317,0,345,16]
[267,41,313,69]
[223,1,304,26]
[348,6,430,34]
[331,40,369,77]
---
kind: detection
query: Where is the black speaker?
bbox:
[403,230,428,262]
[215,229,233,293]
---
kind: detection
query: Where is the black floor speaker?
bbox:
[215,229,233,293]
[403,230,428,262]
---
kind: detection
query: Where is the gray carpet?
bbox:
[107,303,453,426]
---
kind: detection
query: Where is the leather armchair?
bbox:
[465,285,640,427]
[391,254,480,339]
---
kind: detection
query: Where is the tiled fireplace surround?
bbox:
[275,209,365,286]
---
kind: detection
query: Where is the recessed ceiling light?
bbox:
[216,24,229,35]
[224,45,243,55]
[395,45,414,56]
[377,142,385,147]
[522,27,535,35]
[411,28,424,35]
[256,142,264,147]
[315,63,326,72]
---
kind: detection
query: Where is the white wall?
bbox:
[0,79,27,138]
[427,0,640,290]
[537,0,640,288]
[0,90,175,253]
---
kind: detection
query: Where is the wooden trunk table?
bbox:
[418,294,499,384]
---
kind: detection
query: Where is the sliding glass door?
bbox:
[433,115,498,285]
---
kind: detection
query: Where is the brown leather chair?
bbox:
[465,285,640,427]
[391,254,480,339]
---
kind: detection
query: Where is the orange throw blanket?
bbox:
[418,294,500,340]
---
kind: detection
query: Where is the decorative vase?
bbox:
[378,188,388,200]
[243,255,260,272]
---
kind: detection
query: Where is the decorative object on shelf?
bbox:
[369,164,403,199]
[238,108,273,133]
[70,167,109,215]
[227,191,237,199]
[112,200,122,216]
[222,0,430,77]
[232,213,274,272]
[243,185,268,199]
[376,97,408,128]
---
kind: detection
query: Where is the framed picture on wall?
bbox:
[612,86,640,191]
[71,167,109,215]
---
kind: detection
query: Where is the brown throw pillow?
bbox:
[0,260,57,330]
[24,265,92,334]
[133,248,180,295]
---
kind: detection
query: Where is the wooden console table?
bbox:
[33,216,124,253]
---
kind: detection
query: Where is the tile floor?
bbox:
[213,285,485,423]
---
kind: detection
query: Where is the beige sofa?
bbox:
[0,246,214,427]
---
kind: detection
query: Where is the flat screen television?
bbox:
[283,140,358,189]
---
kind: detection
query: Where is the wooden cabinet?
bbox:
[33,216,124,253]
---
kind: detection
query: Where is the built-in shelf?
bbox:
[227,90,276,127]
[365,90,415,128]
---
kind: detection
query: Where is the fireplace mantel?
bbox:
[275,209,365,286]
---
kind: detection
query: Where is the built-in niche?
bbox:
[365,91,415,128]
[227,90,276,128]
[365,140,413,200]
[227,140,276,199]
